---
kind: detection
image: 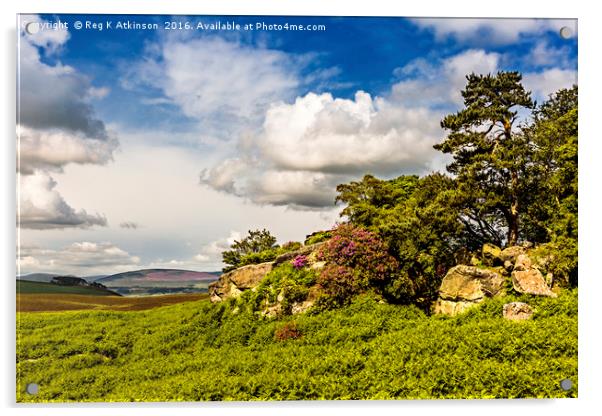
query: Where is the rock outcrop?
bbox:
[434,243,559,315]
[209,242,327,304]
[433,265,505,316]
[503,302,534,321]
[209,262,273,303]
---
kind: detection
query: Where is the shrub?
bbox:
[274,321,302,341]
[227,241,305,271]
[304,230,332,246]
[282,241,302,252]
[316,224,398,307]
[291,255,308,270]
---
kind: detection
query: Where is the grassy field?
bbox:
[16,289,577,402]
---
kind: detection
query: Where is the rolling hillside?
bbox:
[17,280,119,296]
[95,269,219,295]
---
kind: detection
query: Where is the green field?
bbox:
[17,280,119,296]
[16,289,577,402]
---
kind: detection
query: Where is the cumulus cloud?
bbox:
[18,125,117,174]
[17,242,140,276]
[199,45,578,210]
[19,172,107,229]
[412,18,577,45]
[17,15,117,230]
[201,91,443,209]
[18,28,111,142]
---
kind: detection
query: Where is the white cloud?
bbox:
[18,125,117,175]
[392,49,501,107]
[17,15,117,229]
[18,30,110,141]
[202,91,443,208]
[412,18,577,45]
[123,36,300,133]
[523,68,578,101]
[19,171,107,230]
[18,241,140,276]
[21,14,70,53]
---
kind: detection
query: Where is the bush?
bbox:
[304,230,332,246]
[230,241,305,271]
[316,224,398,307]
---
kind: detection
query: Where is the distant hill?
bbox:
[17,273,60,283]
[95,269,220,296]
[17,280,120,296]
[17,273,109,283]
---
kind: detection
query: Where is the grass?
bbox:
[16,289,577,402]
[17,293,209,312]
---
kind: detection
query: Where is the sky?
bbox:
[16,14,578,276]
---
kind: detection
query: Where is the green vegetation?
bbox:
[238,262,318,315]
[17,72,578,402]
[304,230,332,245]
[328,77,578,308]
[221,229,302,272]
[17,280,118,296]
[17,290,577,402]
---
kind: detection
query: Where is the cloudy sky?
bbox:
[17,14,577,276]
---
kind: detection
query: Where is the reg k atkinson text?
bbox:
[39,19,326,32]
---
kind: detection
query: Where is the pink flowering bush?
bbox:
[291,255,308,269]
[316,223,399,307]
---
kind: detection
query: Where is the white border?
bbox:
[2,1,600,416]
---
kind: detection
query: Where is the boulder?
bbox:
[512,269,557,297]
[499,246,526,264]
[513,253,533,271]
[209,262,273,302]
[228,262,273,289]
[510,252,557,297]
[433,265,505,315]
[438,265,505,301]
[482,243,502,266]
[503,302,534,321]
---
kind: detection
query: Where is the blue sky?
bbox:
[43,15,577,128]
[18,14,578,275]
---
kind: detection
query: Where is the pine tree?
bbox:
[435,71,535,246]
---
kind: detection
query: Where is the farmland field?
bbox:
[17,292,209,312]
[16,289,577,402]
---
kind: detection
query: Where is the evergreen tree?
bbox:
[435,71,535,246]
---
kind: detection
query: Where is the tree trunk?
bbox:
[507,195,520,246]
